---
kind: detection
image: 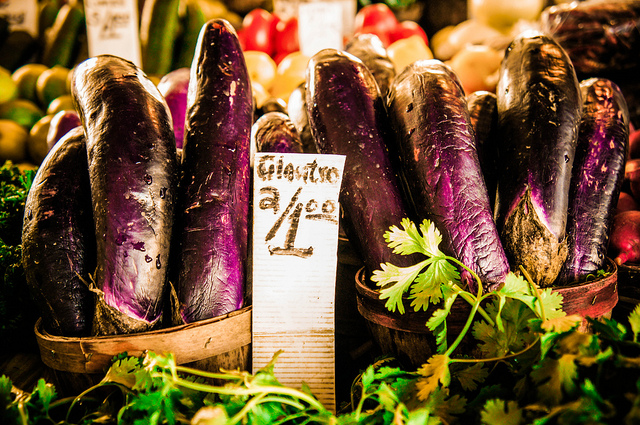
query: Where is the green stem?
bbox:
[445,256,496,327]
[520,266,546,320]
[161,372,328,414]
[444,292,481,358]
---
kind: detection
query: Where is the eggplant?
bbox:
[172,19,252,323]
[386,59,510,291]
[555,78,629,284]
[251,111,304,163]
[466,90,499,210]
[22,127,95,337]
[494,30,582,287]
[305,48,416,278]
[46,109,81,152]
[71,54,179,335]
[540,0,640,76]
[344,33,396,97]
[157,67,190,149]
[287,83,316,154]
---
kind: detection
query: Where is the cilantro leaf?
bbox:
[480,399,523,425]
[530,354,578,405]
[454,362,489,392]
[416,355,451,401]
[629,304,640,342]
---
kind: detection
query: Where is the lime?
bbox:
[0,119,29,162]
[0,66,18,104]
[47,94,75,115]
[36,65,71,109]
[28,114,54,165]
[0,99,45,129]
[11,63,49,103]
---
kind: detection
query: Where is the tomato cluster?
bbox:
[353,3,428,47]
[237,8,299,64]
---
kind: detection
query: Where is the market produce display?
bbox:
[1,0,640,423]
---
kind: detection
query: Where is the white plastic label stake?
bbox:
[252,153,345,413]
[0,0,38,36]
[83,0,142,67]
[297,1,344,57]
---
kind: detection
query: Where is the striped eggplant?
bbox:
[386,59,510,292]
[494,30,582,287]
[556,78,629,284]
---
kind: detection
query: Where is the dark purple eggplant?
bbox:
[71,54,179,335]
[386,59,510,292]
[157,67,190,149]
[540,0,640,76]
[494,30,582,287]
[466,90,499,210]
[46,109,81,152]
[287,83,316,154]
[22,127,95,337]
[251,111,304,161]
[555,78,629,284]
[305,48,416,278]
[172,19,252,323]
[345,33,396,97]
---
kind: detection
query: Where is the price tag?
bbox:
[297,1,344,57]
[252,153,345,413]
[83,0,141,66]
[0,0,38,36]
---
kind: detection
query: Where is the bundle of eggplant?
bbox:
[305,29,629,295]
[21,20,252,337]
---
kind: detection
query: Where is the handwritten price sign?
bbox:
[84,0,141,66]
[252,153,345,413]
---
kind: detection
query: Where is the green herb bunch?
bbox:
[0,160,38,352]
[3,218,640,424]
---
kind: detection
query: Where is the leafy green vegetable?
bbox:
[0,160,38,351]
[3,217,640,424]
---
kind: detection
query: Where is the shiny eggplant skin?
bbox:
[306,49,419,277]
[494,31,582,287]
[345,33,396,97]
[555,78,629,285]
[287,83,316,153]
[71,54,179,335]
[22,127,95,337]
[251,111,304,162]
[541,0,640,76]
[172,19,252,323]
[386,59,510,292]
[466,90,499,210]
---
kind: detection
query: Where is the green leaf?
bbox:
[530,354,578,405]
[480,399,523,425]
[629,304,640,341]
[454,362,489,392]
[103,356,143,389]
[416,355,451,401]
[372,260,429,314]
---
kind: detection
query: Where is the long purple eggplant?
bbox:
[171,19,252,323]
[386,59,510,292]
[540,0,640,76]
[305,48,418,278]
[22,127,95,337]
[494,30,582,287]
[345,33,396,97]
[555,78,629,285]
[71,54,179,335]
[467,90,499,211]
[251,111,304,159]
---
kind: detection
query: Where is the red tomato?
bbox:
[241,8,279,56]
[275,17,299,56]
[354,3,398,36]
[389,20,428,45]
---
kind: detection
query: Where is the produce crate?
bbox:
[34,306,252,397]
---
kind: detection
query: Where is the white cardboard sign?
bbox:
[83,0,142,66]
[0,0,38,36]
[252,153,345,413]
